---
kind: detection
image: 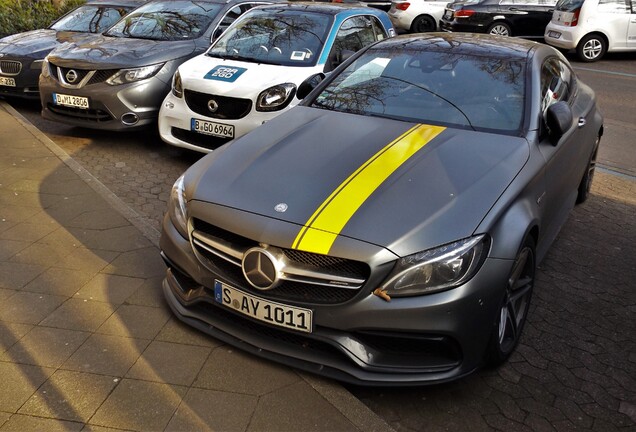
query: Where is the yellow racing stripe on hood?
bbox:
[292,124,446,255]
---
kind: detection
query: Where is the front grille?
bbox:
[87,69,118,85]
[56,65,91,84]
[171,127,231,150]
[190,218,369,305]
[184,89,252,120]
[47,103,113,123]
[0,60,22,75]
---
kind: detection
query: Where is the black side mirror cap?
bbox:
[297,73,325,100]
[545,101,573,144]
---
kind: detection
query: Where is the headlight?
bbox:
[380,235,488,297]
[106,63,164,86]
[171,70,183,98]
[31,59,44,70]
[168,174,188,238]
[256,83,296,112]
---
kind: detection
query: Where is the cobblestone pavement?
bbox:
[10,101,636,431]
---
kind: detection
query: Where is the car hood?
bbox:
[180,54,322,97]
[46,34,197,69]
[188,107,530,257]
[0,29,85,57]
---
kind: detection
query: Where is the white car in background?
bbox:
[158,3,394,153]
[388,0,447,33]
[544,0,636,62]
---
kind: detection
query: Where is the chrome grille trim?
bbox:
[0,60,22,76]
[190,225,366,290]
[53,63,96,89]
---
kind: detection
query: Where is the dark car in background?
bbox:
[0,0,145,99]
[440,0,557,37]
[39,0,277,130]
[159,33,603,384]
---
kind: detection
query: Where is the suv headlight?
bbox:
[171,70,183,98]
[380,235,488,297]
[106,63,164,86]
[256,83,296,112]
[168,174,188,238]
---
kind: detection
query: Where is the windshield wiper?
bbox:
[208,52,280,65]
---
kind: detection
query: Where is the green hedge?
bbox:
[0,0,86,38]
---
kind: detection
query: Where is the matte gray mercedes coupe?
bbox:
[160,33,603,385]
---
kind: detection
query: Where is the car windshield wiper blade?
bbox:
[382,75,477,132]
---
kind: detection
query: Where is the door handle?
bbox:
[578,117,586,128]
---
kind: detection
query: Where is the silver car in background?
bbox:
[39,0,276,130]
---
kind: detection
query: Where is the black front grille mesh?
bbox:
[0,60,21,75]
[171,127,232,150]
[191,218,369,305]
[184,89,252,119]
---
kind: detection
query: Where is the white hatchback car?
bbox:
[159,3,394,153]
[388,0,447,33]
[544,0,636,62]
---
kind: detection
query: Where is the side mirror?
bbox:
[297,73,325,100]
[545,101,572,144]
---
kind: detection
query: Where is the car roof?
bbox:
[85,0,147,6]
[377,33,538,60]
[254,2,388,16]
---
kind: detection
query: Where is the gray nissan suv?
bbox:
[39,0,277,130]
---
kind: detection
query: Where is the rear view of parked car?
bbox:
[159,3,394,153]
[0,0,144,100]
[389,0,447,33]
[545,0,636,62]
[440,0,557,38]
[39,0,278,130]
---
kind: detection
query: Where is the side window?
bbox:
[540,58,573,113]
[597,0,630,13]
[369,16,388,41]
[327,16,377,71]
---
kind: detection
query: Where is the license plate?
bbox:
[0,77,16,87]
[443,10,453,19]
[53,93,89,109]
[548,30,561,38]
[191,118,234,139]
[214,280,313,333]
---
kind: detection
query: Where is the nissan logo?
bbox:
[65,69,78,83]
[242,247,281,290]
[207,99,219,113]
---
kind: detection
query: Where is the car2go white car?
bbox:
[158,3,394,153]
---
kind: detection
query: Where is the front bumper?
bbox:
[158,91,290,153]
[0,57,42,100]
[39,72,170,130]
[160,207,514,385]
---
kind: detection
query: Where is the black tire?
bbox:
[576,34,607,62]
[487,22,511,36]
[576,135,600,204]
[410,15,436,33]
[486,236,535,366]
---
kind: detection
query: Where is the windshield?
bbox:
[105,1,221,41]
[207,10,332,67]
[310,48,526,134]
[51,5,131,32]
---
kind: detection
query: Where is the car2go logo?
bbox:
[203,66,248,82]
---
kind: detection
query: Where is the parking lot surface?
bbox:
[4,51,635,431]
